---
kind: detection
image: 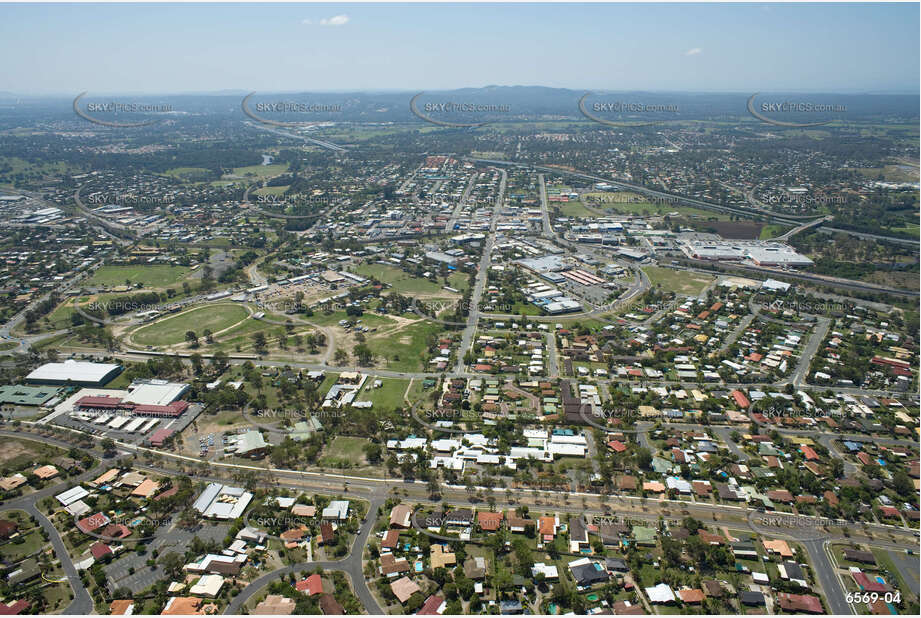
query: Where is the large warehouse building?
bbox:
[26,360,122,386]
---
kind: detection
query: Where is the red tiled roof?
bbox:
[77,512,110,534]
[295,574,323,596]
[90,541,112,559]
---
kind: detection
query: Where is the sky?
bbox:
[0,2,918,95]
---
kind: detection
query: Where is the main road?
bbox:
[453,169,505,375]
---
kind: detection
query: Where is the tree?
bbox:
[354,343,374,366]
[635,447,652,470]
[334,348,349,365]
[100,438,116,456]
[185,330,198,347]
[158,552,184,579]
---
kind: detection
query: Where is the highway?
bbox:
[465,157,919,248]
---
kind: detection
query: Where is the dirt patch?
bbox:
[0,440,35,464]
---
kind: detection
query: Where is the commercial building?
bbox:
[26,360,122,386]
[193,483,253,520]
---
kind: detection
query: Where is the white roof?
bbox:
[194,483,253,520]
[532,563,559,579]
[387,437,427,450]
[190,574,224,597]
[323,500,349,520]
[547,443,586,457]
[56,485,90,506]
[646,583,676,603]
[123,381,189,406]
[431,439,462,452]
[65,499,91,517]
[27,360,121,383]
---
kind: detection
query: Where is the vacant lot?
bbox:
[319,436,369,468]
[356,378,410,411]
[365,318,444,372]
[643,266,714,296]
[130,304,250,346]
[351,263,448,296]
[558,201,597,218]
[87,265,191,288]
[0,438,62,470]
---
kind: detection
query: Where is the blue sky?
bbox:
[1,2,918,94]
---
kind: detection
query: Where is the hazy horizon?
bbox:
[1,2,918,95]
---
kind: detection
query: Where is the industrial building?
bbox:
[26,360,122,386]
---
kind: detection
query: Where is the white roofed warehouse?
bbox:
[26,360,122,386]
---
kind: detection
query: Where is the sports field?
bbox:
[131,304,250,346]
[87,265,191,288]
[643,266,714,296]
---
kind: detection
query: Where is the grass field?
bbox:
[759,224,789,239]
[351,264,446,295]
[0,529,43,562]
[643,266,714,296]
[447,271,471,293]
[582,192,732,220]
[230,163,288,180]
[131,304,249,346]
[87,265,191,288]
[163,167,212,181]
[357,378,410,410]
[558,201,597,218]
[252,185,289,196]
[319,436,369,468]
[366,319,443,372]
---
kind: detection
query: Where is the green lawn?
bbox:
[366,319,443,372]
[87,264,191,288]
[357,378,410,411]
[582,192,732,220]
[252,185,289,196]
[351,264,446,295]
[558,201,597,218]
[130,304,250,346]
[0,529,44,562]
[319,436,369,468]
[643,266,714,296]
[231,163,289,180]
[163,167,212,181]
[759,224,789,239]
[447,271,472,293]
[311,310,395,329]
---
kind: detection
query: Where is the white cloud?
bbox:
[304,14,349,27]
[684,47,702,56]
